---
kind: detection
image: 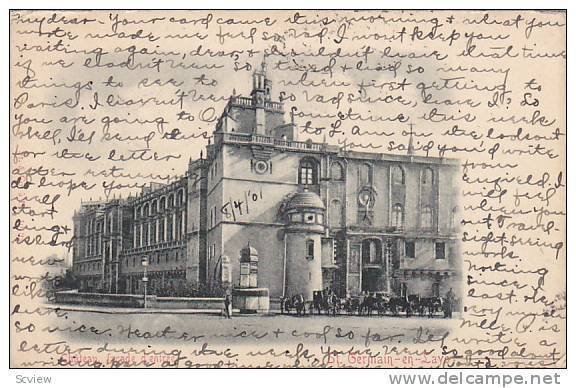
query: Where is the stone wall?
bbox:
[54,290,224,309]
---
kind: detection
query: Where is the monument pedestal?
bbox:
[232,288,269,314]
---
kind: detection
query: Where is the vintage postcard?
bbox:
[9,9,566,370]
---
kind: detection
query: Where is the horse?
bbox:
[419,297,443,318]
[387,295,411,316]
[359,294,377,316]
[374,294,390,316]
[342,297,360,315]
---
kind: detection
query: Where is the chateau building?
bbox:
[72,63,460,300]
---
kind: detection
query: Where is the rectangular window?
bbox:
[435,242,446,260]
[291,213,302,223]
[432,283,440,297]
[306,240,314,260]
[210,207,216,229]
[405,241,415,258]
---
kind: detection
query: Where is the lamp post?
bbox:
[141,256,149,308]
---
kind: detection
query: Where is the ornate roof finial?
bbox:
[261,55,267,74]
[407,123,415,156]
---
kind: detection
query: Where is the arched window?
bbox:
[159,218,165,242]
[135,225,141,247]
[329,199,343,228]
[151,200,157,215]
[359,163,373,185]
[175,212,182,239]
[168,194,174,208]
[299,158,318,185]
[159,197,166,211]
[391,165,405,185]
[177,189,184,206]
[392,203,404,228]
[150,221,156,244]
[142,222,149,245]
[167,214,173,241]
[422,167,434,185]
[421,205,433,228]
[331,162,344,181]
[143,204,149,217]
[362,239,381,264]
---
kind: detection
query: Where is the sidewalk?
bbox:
[44,304,237,315]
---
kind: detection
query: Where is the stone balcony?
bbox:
[229,96,284,112]
[219,132,330,153]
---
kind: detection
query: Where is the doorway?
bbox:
[361,269,380,292]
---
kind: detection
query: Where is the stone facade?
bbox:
[72,63,460,299]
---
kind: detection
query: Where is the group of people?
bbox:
[223,287,456,318]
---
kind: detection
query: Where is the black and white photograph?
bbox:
[8,6,566,382]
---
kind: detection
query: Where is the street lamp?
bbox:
[141,256,149,308]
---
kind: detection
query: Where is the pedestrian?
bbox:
[223,292,232,319]
[444,288,455,318]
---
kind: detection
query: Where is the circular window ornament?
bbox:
[358,187,375,209]
[254,160,269,174]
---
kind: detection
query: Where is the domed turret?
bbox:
[283,189,325,300]
[283,189,325,232]
[285,190,325,211]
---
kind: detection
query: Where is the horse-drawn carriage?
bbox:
[280,294,307,316]
[311,290,341,316]
[280,290,448,318]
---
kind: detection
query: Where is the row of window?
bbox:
[84,235,101,257]
[208,243,217,259]
[134,189,185,219]
[404,241,446,260]
[359,239,446,263]
[299,158,435,186]
[77,261,101,272]
[83,215,117,235]
[329,200,442,229]
[124,251,182,267]
[134,214,185,247]
[290,212,324,224]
